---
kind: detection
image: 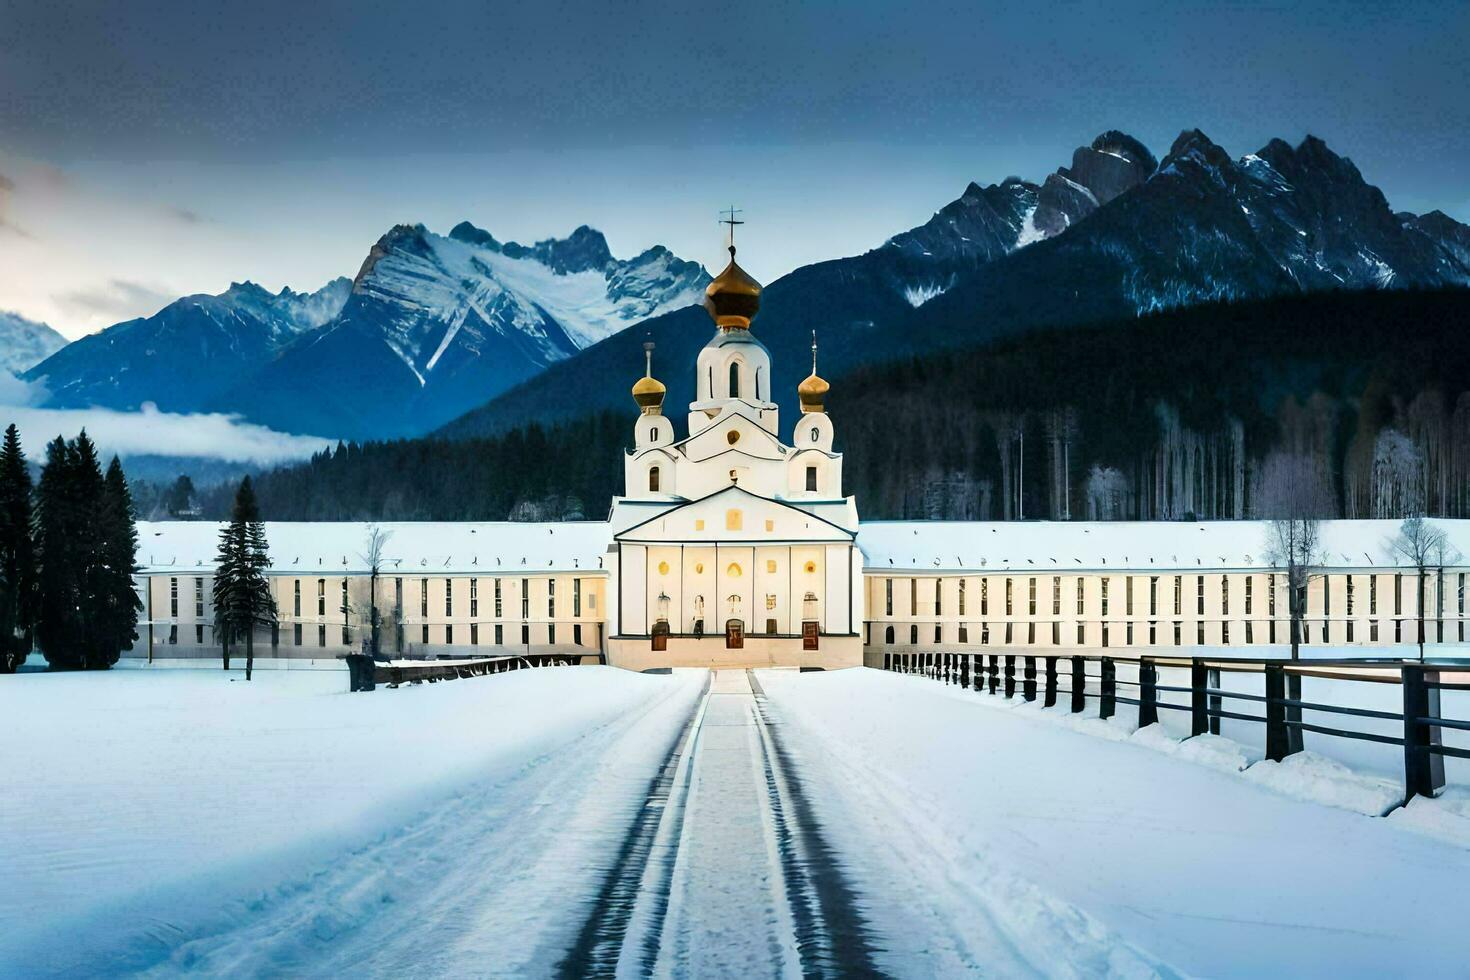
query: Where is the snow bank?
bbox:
[0,666,699,973]
[757,667,1470,977]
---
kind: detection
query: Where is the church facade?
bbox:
[122,237,1470,671]
[605,241,862,669]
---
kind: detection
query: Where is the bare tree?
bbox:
[1389,516,1459,661]
[1265,515,1325,662]
[359,524,392,659]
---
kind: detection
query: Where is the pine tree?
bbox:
[99,457,142,667]
[212,507,243,672]
[0,424,34,672]
[70,432,109,669]
[35,436,81,668]
[214,478,276,679]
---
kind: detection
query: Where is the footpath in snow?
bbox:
[757,667,1470,977]
[0,665,704,976]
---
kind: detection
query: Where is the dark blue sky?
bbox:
[2,0,1467,335]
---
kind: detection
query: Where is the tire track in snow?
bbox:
[748,670,886,978]
[554,672,711,978]
[111,673,705,978]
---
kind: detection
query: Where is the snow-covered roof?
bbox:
[134,518,1470,577]
[854,519,1470,573]
[135,521,612,575]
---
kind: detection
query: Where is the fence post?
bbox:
[1265,664,1289,762]
[959,654,969,689]
[1004,655,1016,699]
[988,654,999,694]
[1023,656,1037,702]
[1100,658,1116,719]
[1071,656,1085,713]
[1044,656,1058,708]
[1402,665,1446,801]
[1138,657,1158,728]
[1208,667,1222,734]
[1190,659,1208,737]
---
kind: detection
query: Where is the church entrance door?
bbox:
[725,619,745,649]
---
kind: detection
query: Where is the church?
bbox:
[124,232,1470,671]
[606,238,862,669]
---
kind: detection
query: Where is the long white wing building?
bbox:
[126,241,1470,669]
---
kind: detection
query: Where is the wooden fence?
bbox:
[883,650,1470,803]
[342,652,604,692]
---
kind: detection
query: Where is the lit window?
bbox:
[658,561,670,575]
[727,563,743,578]
[726,509,742,531]
[766,560,777,573]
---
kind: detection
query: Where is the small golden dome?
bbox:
[704,246,761,330]
[798,373,829,414]
[798,329,828,413]
[631,340,665,415]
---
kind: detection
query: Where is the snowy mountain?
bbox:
[0,312,67,375]
[216,222,708,439]
[445,129,1470,438]
[25,279,351,413]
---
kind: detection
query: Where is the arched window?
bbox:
[810,426,819,442]
[648,466,660,492]
[729,361,741,399]
[885,625,895,645]
[649,427,659,443]
[805,465,817,492]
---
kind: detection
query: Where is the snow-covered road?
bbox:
[9,664,1470,977]
[757,667,1470,977]
[1,666,705,976]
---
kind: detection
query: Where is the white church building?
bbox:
[126,241,1470,670]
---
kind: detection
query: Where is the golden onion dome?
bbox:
[631,340,665,415]
[798,330,828,413]
[703,246,762,330]
[798,372,830,414]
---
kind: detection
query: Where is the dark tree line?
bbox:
[0,425,142,671]
[197,288,1470,524]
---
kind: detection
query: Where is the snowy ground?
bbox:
[757,667,1470,977]
[8,662,1470,977]
[0,665,704,975]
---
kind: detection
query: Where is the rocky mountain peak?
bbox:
[1033,130,1156,236]
[447,221,500,250]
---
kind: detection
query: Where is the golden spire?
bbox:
[631,339,666,415]
[798,330,830,414]
[704,207,761,330]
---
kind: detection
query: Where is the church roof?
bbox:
[613,484,857,542]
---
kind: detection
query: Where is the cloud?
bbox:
[166,205,207,224]
[0,170,31,239]
[0,385,330,466]
[53,278,177,321]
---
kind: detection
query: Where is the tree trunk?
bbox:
[222,631,231,671]
[245,625,253,682]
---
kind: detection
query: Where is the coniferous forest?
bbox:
[202,288,1470,524]
[0,425,142,670]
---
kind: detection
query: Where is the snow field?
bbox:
[0,665,705,976]
[756,667,1470,977]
